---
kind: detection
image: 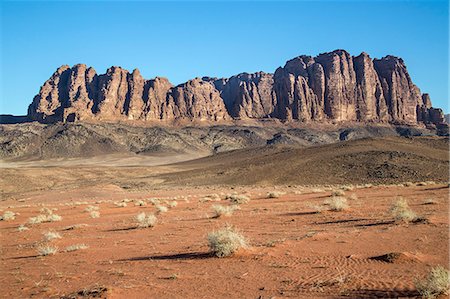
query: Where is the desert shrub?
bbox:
[211,205,239,218]
[332,190,346,197]
[135,212,157,228]
[65,244,88,252]
[114,202,127,207]
[0,211,16,221]
[390,198,417,223]
[226,194,250,204]
[37,245,58,256]
[167,201,178,208]
[325,197,349,211]
[348,193,358,201]
[28,209,62,224]
[416,266,450,298]
[266,191,284,199]
[207,225,248,257]
[135,200,147,207]
[85,205,99,212]
[17,225,29,232]
[155,205,168,213]
[200,194,221,202]
[341,185,354,191]
[89,211,100,218]
[43,231,62,241]
[404,182,415,187]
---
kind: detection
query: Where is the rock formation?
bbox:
[27,50,444,125]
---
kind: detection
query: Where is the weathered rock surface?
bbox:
[27,50,444,125]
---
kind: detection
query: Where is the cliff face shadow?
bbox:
[0,115,31,124]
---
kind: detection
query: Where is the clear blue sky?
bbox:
[1,0,448,115]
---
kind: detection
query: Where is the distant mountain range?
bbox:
[24,49,445,125]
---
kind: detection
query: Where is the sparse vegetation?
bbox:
[415,266,450,298]
[266,191,284,199]
[332,190,346,197]
[306,202,324,213]
[37,245,58,256]
[207,225,248,257]
[43,231,62,241]
[167,201,178,208]
[85,205,99,212]
[135,212,157,228]
[62,224,89,230]
[28,209,62,224]
[0,211,16,221]
[114,202,127,207]
[89,211,100,218]
[211,204,239,218]
[65,244,88,252]
[325,197,349,211]
[389,198,417,223]
[155,205,168,213]
[226,194,250,204]
[17,224,29,232]
[135,200,147,206]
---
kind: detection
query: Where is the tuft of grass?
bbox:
[135,212,157,228]
[415,266,450,298]
[135,200,147,207]
[211,205,239,218]
[305,202,324,214]
[341,185,354,191]
[404,182,415,187]
[207,225,248,257]
[85,205,99,212]
[348,193,358,201]
[226,194,250,204]
[89,211,100,218]
[325,197,349,211]
[0,211,16,221]
[266,191,284,199]
[155,205,168,213]
[65,244,88,252]
[167,201,178,208]
[28,209,62,224]
[17,225,29,232]
[389,198,417,223]
[37,245,58,256]
[114,202,127,207]
[331,190,346,197]
[43,231,62,241]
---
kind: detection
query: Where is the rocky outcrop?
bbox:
[27,50,444,125]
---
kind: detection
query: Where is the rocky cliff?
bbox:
[28,50,444,125]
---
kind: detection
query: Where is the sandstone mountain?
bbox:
[28,50,444,125]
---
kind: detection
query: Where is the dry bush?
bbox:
[0,211,16,221]
[28,209,62,224]
[415,266,450,298]
[341,185,354,191]
[348,193,358,201]
[84,205,99,212]
[17,225,29,232]
[389,198,417,223]
[167,201,178,208]
[226,194,250,204]
[332,190,346,197]
[404,182,415,187]
[37,245,58,256]
[114,202,127,207]
[266,191,284,199]
[211,205,239,218]
[135,200,147,207]
[135,212,157,228]
[207,225,248,257]
[200,194,221,202]
[306,202,324,213]
[43,231,62,241]
[325,197,349,211]
[65,244,88,252]
[89,211,100,218]
[155,205,168,213]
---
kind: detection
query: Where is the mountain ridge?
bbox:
[27,49,445,125]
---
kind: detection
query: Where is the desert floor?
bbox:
[0,178,448,298]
